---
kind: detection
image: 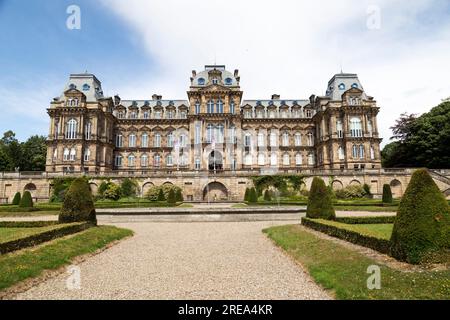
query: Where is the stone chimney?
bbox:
[152,94,162,101]
[271,94,280,100]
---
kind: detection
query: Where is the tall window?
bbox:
[229,126,236,144]
[257,132,265,147]
[53,148,58,160]
[195,124,201,144]
[154,154,161,167]
[307,153,315,165]
[63,148,69,161]
[270,153,278,166]
[69,148,76,161]
[54,120,59,139]
[116,134,123,147]
[230,101,235,114]
[359,145,365,159]
[128,154,135,167]
[244,133,252,147]
[154,134,161,148]
[130,111,137,119]
[350,117,363,137]
[216,100,224,113]
[352,145,358,158]
[180,111,187,119]
[179,134,187,147]
[129,134,136,148]
[84,148,90,162]
[295,153,302,166]
[167,132,174,147]
[141,133,148,148]
[85,121,92,140]
[295,133,302,147]
[179,153,187,166]
[207,124,214,143]
[269,132,277,147]
[370,146,375,160]
[244,152,252,165]
[306,109,312,118]
[258,153,265,166]
[166,154,173,166]
[216,124,224,143]
[338,146,345,160]
[143,111,149,119]
[282,132,289,147]
[368,119,373,136]
[207,100,214,113]
[244,110,252,118]
[307,132,314,146]
[66,119,77,139]
[195,102,201,115]
[283,153,290,166]
[141,154,148,167]
[195,158,201,170]
[166,110,174,119]
[337,119,343,138]
[115,155,122,167]
[154,111,162,119]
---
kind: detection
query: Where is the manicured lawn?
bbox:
[263,225,450,299]
[312,219,393,240]
[0,225,133,291]
[0,210,59,218]
[0,224,75,243]
[335,205,398,212]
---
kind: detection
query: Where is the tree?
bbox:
[167,188,176,204]
[390,112,417,141]
[363,183,371,197]
[21,135,47,171]
[382,184,393,204]
[175,189,183,202]
[390,169,450,264]
[244,188,250,202]
[120,178,138,198]
[263,190,272,201]
[59,178,97,224]
[306,177,336,220]
[157,188,166,201]
[12,192,21,205]
[248,187,258,203]
[19,191,33,208]
[103,183,121,200]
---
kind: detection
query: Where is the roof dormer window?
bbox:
[198,78,205,85]
[351,83,359,89]
[338,83,346,90]
[69,84,77,90]
[212,78,218,85]
[225,78,232,85]
[82,84,90,91]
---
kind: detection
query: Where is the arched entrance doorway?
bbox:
[203,182,228,201]
[390,179,403,198]
[208,151,223,172]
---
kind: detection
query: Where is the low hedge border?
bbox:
[0,221,59,228]
[0,207,41,213]
[301,217,391,254]
[0,222,92,255]
[335,216,396,224]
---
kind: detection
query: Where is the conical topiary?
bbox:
[382,184,393,204]
[264,190,272,201]
[306,177,335,220]
[157,188,166,201]
[244,188,250,202]
[390,169,450,264]
[175,189,183,202]
[167,188,176,204]
[59,178,97,225]
[12,192,21,205]
[19,191,33,208]
[248,187,258,203]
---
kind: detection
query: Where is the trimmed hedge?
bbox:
[335,216,396,225]
[306,177,336,220]
[301,217,391,254]
[244,188,250,202]
[19,191,33,208]
[0,222,91,255]
[167,189,176,204]
[390,169,450,264]
[263,190,272,201]
[59,178,97,225]
[0,207,40,213]
[248,187,258,203]
[12,192,21,206]
[382,184,393,204]
[0,221,59,228]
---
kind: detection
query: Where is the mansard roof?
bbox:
[242,99,310,108]
[325,73,367,101]
[61,73,105,102]
[119,100,189,108]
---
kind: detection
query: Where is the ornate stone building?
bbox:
[45,65,382,177]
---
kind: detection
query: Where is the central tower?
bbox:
[187,65,243,172]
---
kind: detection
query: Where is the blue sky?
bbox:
[1,0,450,144]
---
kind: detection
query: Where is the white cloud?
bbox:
[101,0,450,146]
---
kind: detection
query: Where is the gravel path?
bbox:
[13,221,331,300]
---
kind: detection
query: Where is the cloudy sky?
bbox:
[1,0,450,145]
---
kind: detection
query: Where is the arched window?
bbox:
[307,153,315,166]
[167,132,174,147]
[154,133,161,148]
[154,154,161,167]
[69,148,76,161]
[198,78,205,85]
[257,132,265,147]
[270,132,277,147]
[216,100,223,113]
[350,117,363,137]
[352,145,358,158]
[359,145,365,159]
[216,125,224,143]
[84,148,90,162]
[338,146,345,160]
[258,153,265,166]
[129,134,136,148]
[244,132,252,147]
[295,133,302,146]
[207,124,214,143]
[141,133,148,148]
[270,153,278,166]
[85,121,92,140]
[166,154,173,166]
[128,154,135,167]
[295,153,302,166]
[307,132,314,146]
[207,100,214,113]
[282,132,289,147]
[66,119,77,139]
[225,78,233,85]
[179,133,187,147]
[338,83,346,90]
[141,154,148,167]
[195,123,202,145]
[283,153,290,166]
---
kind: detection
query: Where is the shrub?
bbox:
[98,180,110,197]
[12,192,21,205]
[120,178,138,198]
[103,183,121,201]
[335,185,366,199]
[382,184,393,204]
[59,178,97,225]
[175,189,183,202]
[390,169,450,264]
[19,191,33,208]
[157,188,166,201]
[363,184,371,197]
[248,187,258,203]
[335,216,396,225]
[244,188,250,201]
[306,177,335,220]
[50,177,77,202]
[263,190,272,201]
[145,185,181,201]
[167,189,176,204]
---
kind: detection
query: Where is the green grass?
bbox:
[0,210,59,218]
[312,219,393,240]
[0,225,133,291]
[263,225,450,299]
[0,224,76,243]
[335,205,398,212]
